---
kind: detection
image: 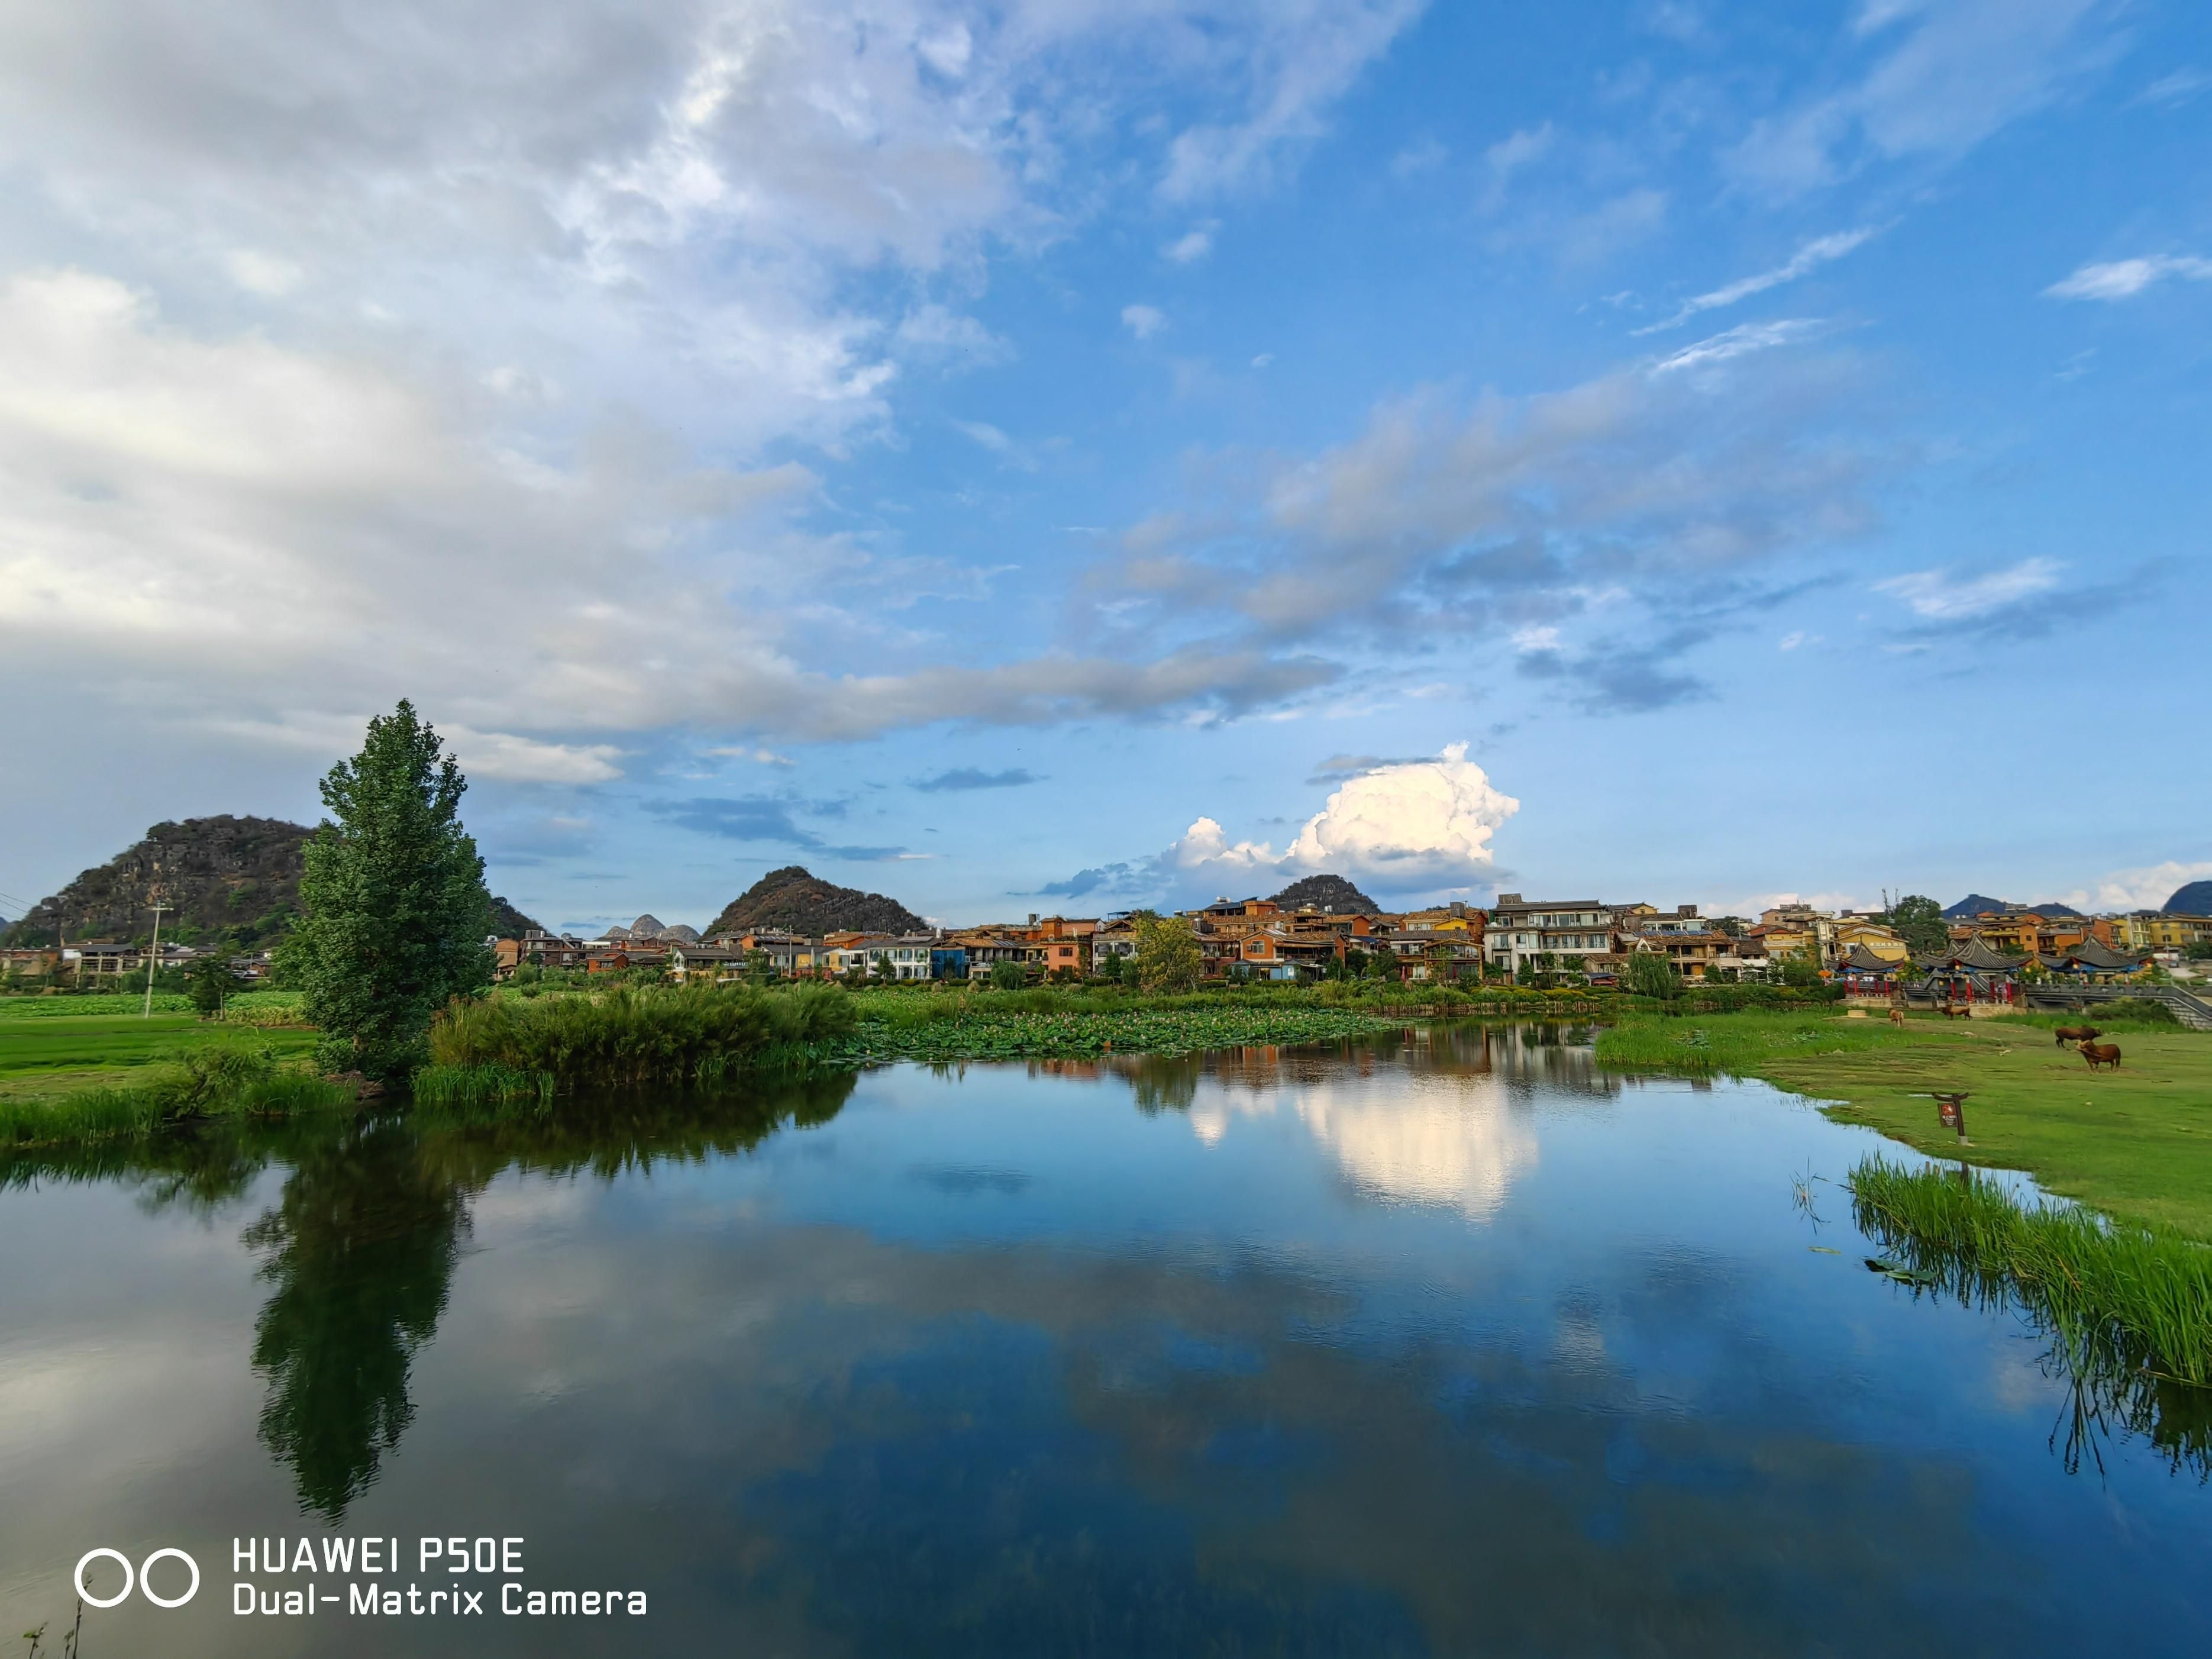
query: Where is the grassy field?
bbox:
[1597,1009,2212,1238]
[0,1014,317,1102]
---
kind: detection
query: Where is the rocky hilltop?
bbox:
[2167,880,2212,915]
[706,866,927,938]
[1269,873,1380,914]
[3,815,541,949]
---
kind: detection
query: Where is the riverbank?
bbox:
[1850,1154,2212,1390]
[1597,1010,2212,1238]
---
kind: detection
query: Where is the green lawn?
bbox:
[1597,1011,2212,1239]
[0,1014,317,1102]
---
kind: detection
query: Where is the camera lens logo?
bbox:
[74,1548,200,1609]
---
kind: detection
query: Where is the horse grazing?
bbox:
[2077,1041,2122,1072]
[1938,1004,1974,1020]
[1888,1005,1905,1028]
[2054,1024,2101,1046]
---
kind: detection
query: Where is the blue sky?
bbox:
[1,0,2207,929]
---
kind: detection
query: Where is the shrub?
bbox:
[425,982,857,1092]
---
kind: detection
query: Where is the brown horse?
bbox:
[2053,1024,2101,1046]
[1888,1005,1905,1028]
[1938,1004,1974,1019]
[2078,1041,2122,1071]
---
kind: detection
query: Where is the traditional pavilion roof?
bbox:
[2060,937,2143,971]
[1841,944,1899,972]
[1917,937,2026,973]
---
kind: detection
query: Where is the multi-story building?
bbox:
[1092,916,1141,972]
[1484,895,1635,977]
[1958,912,2090,960]
[2110,912,2212,952]
[665,943,745,983]
[821,935,938,980]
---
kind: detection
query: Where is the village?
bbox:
[469,891,2212,1011]
[12,886,2209,1017]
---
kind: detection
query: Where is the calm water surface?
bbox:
[2,1025,2207,1656]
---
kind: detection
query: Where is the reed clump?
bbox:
[425,982,857,1093]
[1849,1155,2212,1389]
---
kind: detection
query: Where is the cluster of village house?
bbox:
[482,893,2212,996]
[8,896,2204,998]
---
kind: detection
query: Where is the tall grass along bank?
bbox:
[1850,1156,2212,1402]
[425,982,857,1096]
[0,1041,353,1150]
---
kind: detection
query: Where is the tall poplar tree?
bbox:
[282,702,493,1079]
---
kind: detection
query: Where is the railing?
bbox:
[2022,983,2212,1029]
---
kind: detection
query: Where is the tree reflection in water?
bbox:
[245,1115,472,1521]
[0,1070,867,1521]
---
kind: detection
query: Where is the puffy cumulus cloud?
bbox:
[1169,744,1519,890]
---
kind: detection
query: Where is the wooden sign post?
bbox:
[1933,1092,1970,1148]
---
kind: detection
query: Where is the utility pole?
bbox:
[143,901,172,1018]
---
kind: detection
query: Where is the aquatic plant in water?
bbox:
[1848,1155,2212,1474]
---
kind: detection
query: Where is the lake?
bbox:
[2,1024,2206,1655]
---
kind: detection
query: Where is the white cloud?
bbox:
[1163,224,1215,263]
[1102,334,1881,660]
[1480,121,1555,208]
[0,269,1329,750]
[1156,0,1426,201]
[224,250,303,296]
[2044,254,2212,301]
[895,303,1013,364]
[1390,137,1447,179]
[1251,352,1274,369]
[2135,67,2211,107]
[707,746,795,766]
[1649,318,1823,375]
[1728,0,2117,195]
[2058,861,2212,914]
[212,713,622,783]
[1168,744,1520,889]
[1874,557,2061,620]
[1121,302,1167,340]
[1636,226,1882,333]
[445,728,626,784]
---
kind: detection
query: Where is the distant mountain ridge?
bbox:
[1943,893,2082,920]
[2,814,541,950]
[706,866,927,938]
[1270,873,1380,914]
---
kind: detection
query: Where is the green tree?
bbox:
[2186,941,2212,962]
[870,951,895,983]
[989,958,1029,990]
[1134,914,1202,993]
[1097,950,1126,985]
[185,951,237,1018]
[1884,894,1949,956]
[1778,950,1826,989]
[278,702,494,1080]
[1625,951,1681,1000]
